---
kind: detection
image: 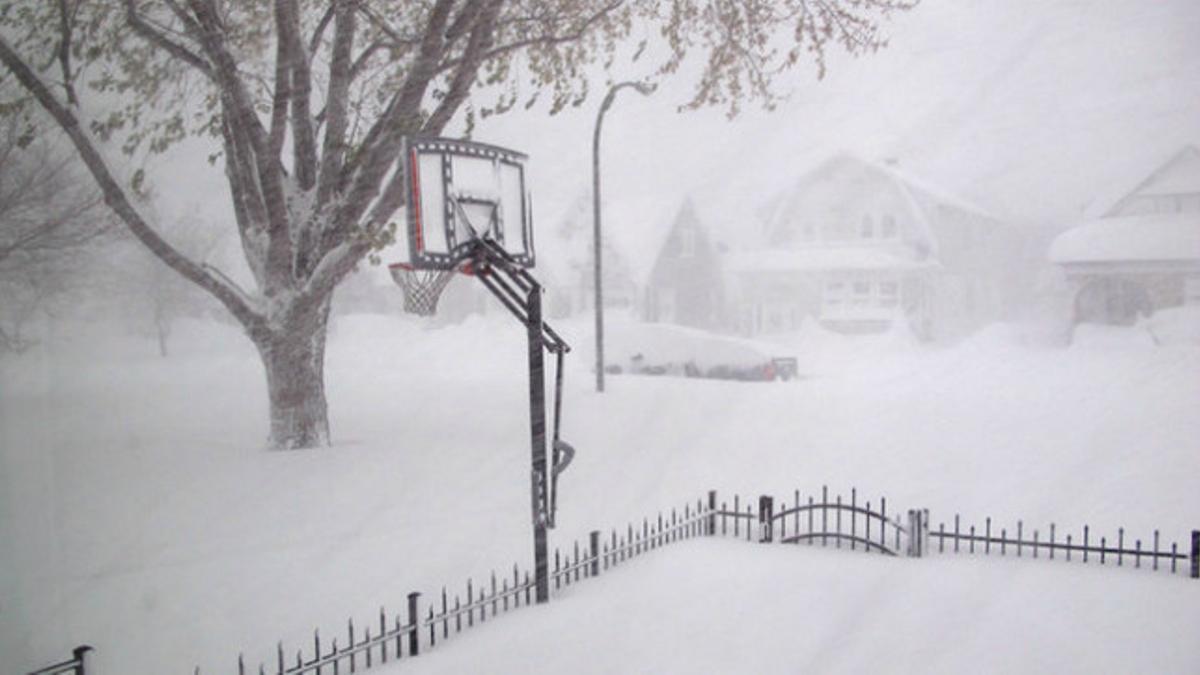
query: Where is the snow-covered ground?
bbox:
[2,312,1198,674]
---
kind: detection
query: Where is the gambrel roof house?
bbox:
[1049,145,1200,325]
[728,154,1022,339]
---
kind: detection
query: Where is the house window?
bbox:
[851,280,871,307]
[678,227,696,258]
[881,214,897,238]
[860,214,874,238]
[824,281,846,306]
[879,281,899,307]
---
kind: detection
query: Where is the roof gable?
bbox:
[1097,145,1200,217]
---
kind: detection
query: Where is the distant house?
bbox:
[642,199,726,329]
[729,154,1022,339]
[1049,145,1200,325]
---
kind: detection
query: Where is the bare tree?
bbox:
[95,208,225,357]
[0,0,917,447]
[0,116,111,353]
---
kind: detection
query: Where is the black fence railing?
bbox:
[204,496,714,675]
[718,486,1200,580]
[26,646,92,675]
[61,486,1198,675]
[927,514,1193,572]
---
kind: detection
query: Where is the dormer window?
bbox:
[860,214,874,238]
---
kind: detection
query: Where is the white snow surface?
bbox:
[2,314,1198,674]
[1048,213,1200,263]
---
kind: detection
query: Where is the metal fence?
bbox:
[206,496,715,675]
[41,486,1198,674]
[720,485,1200,579]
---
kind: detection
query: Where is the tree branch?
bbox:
[184,0,293,292]
[424,0,504,134]
[275,0,318,190]
[333,0,455,233]
[55,0,78,105]
[437,1,624,75]
[0,34,263,330]
[123,0,214,79]
[355,2,422,48]
[316,0,356,210]
[308,2,337,57]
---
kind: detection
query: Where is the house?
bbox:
[728,154,1022,340]
[642,199,727,330]
[1048,145,1200,325]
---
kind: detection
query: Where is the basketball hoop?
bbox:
[388,262,457,316]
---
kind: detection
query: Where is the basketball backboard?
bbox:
[403,137,534,270]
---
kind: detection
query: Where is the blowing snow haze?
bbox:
[3,1,1200,674]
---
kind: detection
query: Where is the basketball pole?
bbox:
[526,280,551,603]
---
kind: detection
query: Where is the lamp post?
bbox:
[592,80,655,392]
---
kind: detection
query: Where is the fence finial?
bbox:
[1191,530,1199,579]
[758,495,774,543]
[407,591,422,656]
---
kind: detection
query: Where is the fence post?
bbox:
[589,530,601,577]
[407,592,421,656]
[1191,530,1199,579]
[907,510,924,558]
[74,645,94,675]
[759,495,774,543]
[707,490,717,535]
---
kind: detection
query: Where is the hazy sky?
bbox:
[153,0,1200,275]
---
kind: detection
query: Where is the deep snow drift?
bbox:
[2,313,1198,673]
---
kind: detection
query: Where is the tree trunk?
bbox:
[256,299,332,449]
[155,306,170,357]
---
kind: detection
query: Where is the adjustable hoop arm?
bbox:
[466,239,574,530]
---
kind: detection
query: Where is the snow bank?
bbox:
[1147,305,1200,345]
[1071,323,1158,349]
[1048,213,1200,264]
[394,542,1200,675]
[2,313,1198,674]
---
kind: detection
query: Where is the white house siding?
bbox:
[732,155,1014,340]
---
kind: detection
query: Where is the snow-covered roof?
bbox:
[1048,213,1200,264]
[727,246,938,273]
[760,153,1005,259]
[871,158,1003,224]
[1088,145,1200,218]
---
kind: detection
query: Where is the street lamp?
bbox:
[592,80,655,392]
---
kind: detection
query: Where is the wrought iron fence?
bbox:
[56,486,1197,674]
[721,485,1200,579]
[205,496,714,675]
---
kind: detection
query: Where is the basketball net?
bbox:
[388,263,456,316]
